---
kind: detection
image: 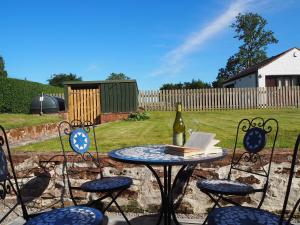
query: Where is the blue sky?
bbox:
[0,0,299,90]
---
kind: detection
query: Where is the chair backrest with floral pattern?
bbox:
[58,120,103,203]
[228,118,279,205]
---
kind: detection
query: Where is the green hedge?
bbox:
[0,78,63,113]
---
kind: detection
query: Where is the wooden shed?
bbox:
[64,80,138,124]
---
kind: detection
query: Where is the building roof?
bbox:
[223,47,300,84]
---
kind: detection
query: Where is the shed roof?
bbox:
[223,47,300,84]
[64,79,137,85]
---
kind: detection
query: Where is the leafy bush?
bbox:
[0,78,63,113]
[127,112,150,121]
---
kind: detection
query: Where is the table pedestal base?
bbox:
[146,165,188,225]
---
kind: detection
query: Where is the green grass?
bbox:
[0,113,62,129]
[14,108,300,152]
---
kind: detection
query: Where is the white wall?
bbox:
[258,48,300,87]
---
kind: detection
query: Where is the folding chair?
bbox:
[207,134,300,225]
[0,125,103,225]
[58,120,132,225]
[196,117,279,224]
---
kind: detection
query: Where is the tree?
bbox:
[213,13,278,87]
[212,68,229,88]
[48,73,82,87]
[160,79,210,90]
[184,79,211,89]
[106,73,131,80]
[212,56,240,87]
[232,13,278,67]
[0,56,8,78]
[160,83,184,90]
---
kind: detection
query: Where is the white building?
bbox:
[223,47,300,88]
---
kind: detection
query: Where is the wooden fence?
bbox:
[67,87,101,122]
[139,87,300,111]
[46,93,65,99]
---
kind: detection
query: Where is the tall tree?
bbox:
[232,13,278,68]
[106,73,131,80]
[0,56,8,78]
[213,13,278,87]
[48,73,82,87]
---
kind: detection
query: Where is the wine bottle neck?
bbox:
[176,104,182,112]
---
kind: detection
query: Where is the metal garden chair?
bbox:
[0,125,103,225]
[207,134,300,225]
[196,117,279,224]
[58,120,133,225]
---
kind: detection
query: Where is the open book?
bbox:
[165,132,222,157]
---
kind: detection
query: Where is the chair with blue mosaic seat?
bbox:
[197,117,279,224]
[0,125,103,225]
[207,134,300,225]
[58,120,133,225]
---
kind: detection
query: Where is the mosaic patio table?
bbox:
[109,145,227,225]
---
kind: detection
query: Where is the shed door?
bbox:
[67,87,101,124]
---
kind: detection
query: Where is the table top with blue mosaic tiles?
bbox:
[109,145,227,166]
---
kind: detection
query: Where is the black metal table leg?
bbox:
[146,165,185,225]
[146,165,164,225]
[164,166,168,225]
[167,166,172,225]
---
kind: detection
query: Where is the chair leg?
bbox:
[102,190,123,212]
[101,190,132,225]
[202,201,219,225]
[257,189,267,209]
[111,198,132,225]
[201,193,222,225]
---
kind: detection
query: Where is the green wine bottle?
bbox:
[173,102,186,146]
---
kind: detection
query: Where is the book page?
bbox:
[205,146,222,154]
[184,132,215,150]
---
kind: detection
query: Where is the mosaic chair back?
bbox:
[58,120,104,199]
[208,134,300,225]
[0,125,103,225]
[228,117,279,196]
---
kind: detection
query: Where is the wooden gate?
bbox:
[67,87,101,123]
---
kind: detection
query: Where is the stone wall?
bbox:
[6,122,62,147]
[7,151,300,216]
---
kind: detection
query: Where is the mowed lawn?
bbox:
[14,108,300,152]
[0,113,62,129]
